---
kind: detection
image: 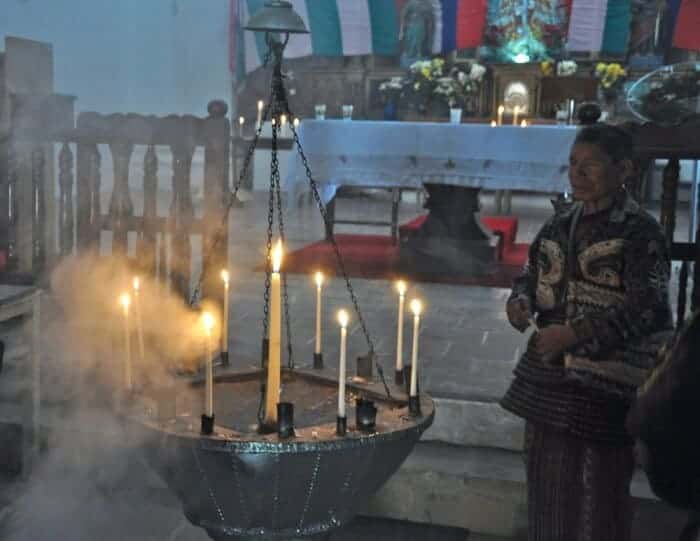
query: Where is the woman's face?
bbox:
[568,142,626,203]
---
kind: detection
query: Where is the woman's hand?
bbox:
[506,297,533,333]
[534,324,578,364]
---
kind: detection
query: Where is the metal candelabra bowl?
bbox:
[129,369,434,540]
[126,2,435,539]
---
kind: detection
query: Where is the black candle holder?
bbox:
[277,402,295,439]
[394,368,404,386]
[336,415,347,436]
[220,351,229,367]
[403,365,419,397]
[313,352,323,369]
[201,413,215,435]
[408,395,421,417]
[355,398,377,432]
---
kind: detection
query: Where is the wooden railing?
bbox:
[4,99,231,307]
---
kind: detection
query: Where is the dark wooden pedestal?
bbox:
[399,183,499,277]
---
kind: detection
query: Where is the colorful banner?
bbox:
[673,0,700,51]
[601,0,631,54]
[231,0,490,75]
[567,0,609,52]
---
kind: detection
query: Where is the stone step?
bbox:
[362,442,690,540]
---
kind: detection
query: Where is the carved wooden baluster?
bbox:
[201,101,230,309]
[31,146,46,271]
[142,144,158,278]
[5,143,18,271]
[76,143,102,251]
[659,158,680,247]
[169,141,195,300]
[58,143,75,255]
[108,143,134,255]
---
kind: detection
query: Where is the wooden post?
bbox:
[142,144,158,278]
[108,142,134,255]
[76,143,102,251]
[58,143,75,255]
[31,147,46,272]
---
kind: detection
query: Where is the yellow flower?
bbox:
[541,60,554,76]
[596,63,607,76]
[421,66,431,79]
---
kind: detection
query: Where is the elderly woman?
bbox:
[501,124,673,540]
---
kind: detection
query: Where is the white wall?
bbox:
[1,0,231,116]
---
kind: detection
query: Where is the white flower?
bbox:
[557,60,578,76]
[469,64,486,81]
[458,71,468,84]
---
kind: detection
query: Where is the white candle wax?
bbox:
[202,312,215,417]
[497,105,504,126]
[314,272,323,355]
[338,310,349,418]
[490,120,497,127]
[512,105,520,126]
[409,299,422,397]
[221,270,229,354]
[238,116,244,137]
[265,241,283,425]
[133,277,145,364]
[395,281,406,372]
[256,100,264,129]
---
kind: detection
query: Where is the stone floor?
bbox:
[0,188,695,540]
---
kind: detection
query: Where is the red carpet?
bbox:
[279,234,529,288]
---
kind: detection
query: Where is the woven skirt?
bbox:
[524,421,635,541]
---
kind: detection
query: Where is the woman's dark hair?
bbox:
[574,123,635,163]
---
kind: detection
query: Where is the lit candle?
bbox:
[280,114,287,136]
[293,117,300,131]
[490,120,497,127]
[238,116,244,137]
[497,105,504,126]
[512,105,520,126]
[409,299,422,398]
[119,293,132,391]
[256,100,264,129]
[314,271,323,355]
[202,311,215,418]
[337,309,349,418]
[521,119,528,127]
[265,240,283,426]
[221,269,229,357]
[395,281,407,375]
[133,277,145,365]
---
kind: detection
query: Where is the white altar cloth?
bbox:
[284,120,579,204]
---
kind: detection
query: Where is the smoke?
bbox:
[0,254,217,540]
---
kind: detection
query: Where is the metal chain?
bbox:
[287,120,392,400]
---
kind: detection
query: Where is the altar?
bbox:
[285,120,578,276]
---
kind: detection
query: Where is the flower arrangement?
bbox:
[432,62,487,109]
[556,60,578,77]
[595,62,627,99]
[378,77,404,102]
[540,60,554,76]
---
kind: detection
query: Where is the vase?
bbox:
[383,99,398,121]
[449,108,463,124]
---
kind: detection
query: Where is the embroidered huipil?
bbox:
[501,193,673,444]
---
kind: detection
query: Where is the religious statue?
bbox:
[399,0,435,69]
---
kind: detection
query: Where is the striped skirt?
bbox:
[524,422,635,541]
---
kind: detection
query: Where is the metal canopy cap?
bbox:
[244,0,309,34]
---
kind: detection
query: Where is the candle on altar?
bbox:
[256,100,264,129]
[132,277,145,364]
[293,117,300,131]
[265,240,283,426]
[490,120,497,127]
[395,280,407,375]
[221,269,230,356]
[337,309,349,418]
[512,105,520,126]
[409,299,422,398]
[314,271,324,355]
[238,116,244,137]
[497,105,504,126]
[521,119,528,127]
[201,311,215,418]
[280,114,287,136]
[119,293,132,391]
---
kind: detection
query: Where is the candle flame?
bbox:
[221,269,230,285]
[272,240,283,273]
[396,280,407,296]
[201,311,215,336]
[337,309,349,328]
[410,299,422,316]
[132,277,140,292]
[271,117,276,126]
[498,105,504,114]
[280,114,287,126]
[119,293,131,312]
[513,105,520,115]
[521,119,528,127]
[490,120,497,127]
[257,100,264,111]
[239,116,245,125]
[293,118,300,128]
[315,271,324,287]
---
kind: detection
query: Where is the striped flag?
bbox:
[672,0,700,51]
[567,0,609,52]
[231,0,489,76]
